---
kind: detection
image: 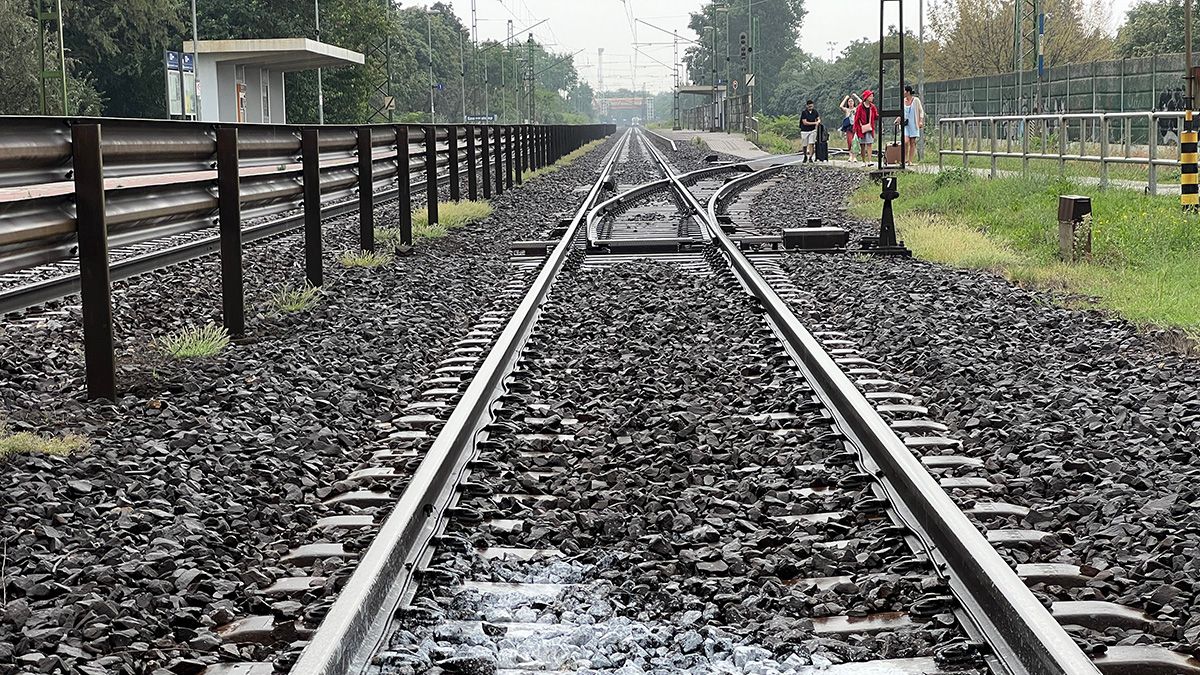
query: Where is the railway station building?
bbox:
[182,38,364,124]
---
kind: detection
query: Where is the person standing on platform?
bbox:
[839,94,860,154]
[799,100,821,163]
[896,85,925,164]
[853,90,879,166]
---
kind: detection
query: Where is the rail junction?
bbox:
[1,122,1199,675]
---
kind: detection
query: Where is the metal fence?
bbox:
[680,94,753,134]
[925,53,1189,146]
[937,111,1184,193]
[0,116,614,399]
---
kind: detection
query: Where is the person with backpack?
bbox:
[853,89,880,166]
[839,94,860,154]
[799,100,821,163]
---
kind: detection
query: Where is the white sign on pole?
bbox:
[745,73,756,88]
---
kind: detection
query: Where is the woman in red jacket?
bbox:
[853,89,880,166]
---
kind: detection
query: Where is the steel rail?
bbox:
[698,165,1100,675]
[288,129,632,675]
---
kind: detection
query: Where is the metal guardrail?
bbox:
[937,111,1185,193]
[0,116,614,399]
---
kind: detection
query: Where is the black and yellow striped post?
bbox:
[1182,110,1199,211]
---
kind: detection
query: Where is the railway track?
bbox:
[199,128,1199,675]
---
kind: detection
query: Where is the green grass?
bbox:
[852,170,1200,334]
[753,131,800,155]
[268,284,321,313]
[0,422,86,460]
[521,139,605,182]
[414,199,494,230]
[338,249,394,268]
[157,323,231,359]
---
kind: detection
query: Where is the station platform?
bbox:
[657,129,770,160]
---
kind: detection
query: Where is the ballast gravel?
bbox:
[761,168,1200,653]
[0,137,619,674]
[380,259,973,675]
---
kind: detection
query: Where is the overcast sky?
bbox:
[403,0,1138,94]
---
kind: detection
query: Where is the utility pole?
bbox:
[36,0,68,115]
[710,3,718,131]
[460,30,467,121]
[527,34,536,123]
[1188,0,1194,108]
[673,32,681,130]
[191,0,200,120]
[315,0,324,124]
[428,12,436,122]
[508,20,515,121]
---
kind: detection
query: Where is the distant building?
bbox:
[183,38,364,123]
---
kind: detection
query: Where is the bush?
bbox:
[759,115,802,140]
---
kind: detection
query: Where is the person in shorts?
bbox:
[853,89,879,166]
[839,94,860,153]
[799,100,821,163]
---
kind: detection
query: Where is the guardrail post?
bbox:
[424,125,439,225]
[989,120,998,178]
[446,125,461,202]
[302,128,323,287]
[357,126,375,252]
[466,126,479,201]
[72,124,116,401]
[1058,116,1067,176]
[538,126,548,169]
[1148,113,1159,195]
[511,124,520,184]
[492,123,501,194]
[217,128,245,338]
[480,126,492,199]
[1100,114,1109,189]
[938,121,944,171]
[504,125,513,189]
[1021,117,1030,176]
[397,126,413,246]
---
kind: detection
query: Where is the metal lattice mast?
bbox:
[1014,0,1041,113]
[37,0,68,115]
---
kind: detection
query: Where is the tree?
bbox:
[928,0,1114,80]
[1117,0,1200,56]
[0,0,101,114]
[0,0,42,114]
[682,0,806,117]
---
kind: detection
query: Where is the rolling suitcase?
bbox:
[815,123,829,161]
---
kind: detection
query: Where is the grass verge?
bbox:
[851,170,1200,334]
[521,139,605,182]
[338,249,394,268]
[0,423,86,460]
[269,284,321,313]
[157,323,232,359]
